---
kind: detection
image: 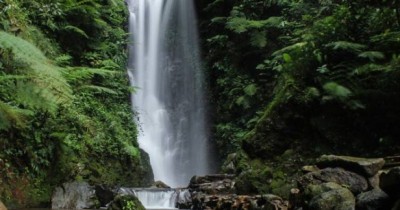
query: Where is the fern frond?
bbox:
[226,16,283,33]
[78,85,118,95]
[14,81,58,113]
[272,42,307,56]
[64,67,117,82]
[371,31,400,44]
[358,51,385,61]
[0,31,73,106]
[63,25,89,38]
[0,74,28,81]
[353,63,391,75]
[0,100,33,130]
[326,41,367,53]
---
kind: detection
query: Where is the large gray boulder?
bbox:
[356,189,390,210]
[52,181,98,209]
[298,167,368,194]
[317,155,385,177]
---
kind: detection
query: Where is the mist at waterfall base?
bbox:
[127,0,213,192]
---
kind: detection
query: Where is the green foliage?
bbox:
[323,82,352,99]
[0,0,151,206]
[200,0,400,195]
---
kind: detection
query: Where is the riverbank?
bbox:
[39,155,398,210]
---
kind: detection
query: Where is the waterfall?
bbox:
[127,0,211,187]
[118,188,191,209]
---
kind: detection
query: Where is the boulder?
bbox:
[151,180,171,188]
[380,166,400,197]
[189,174,236,194]
[191,193,288,210]
[0,201,7,210]
[302,165,320,173]
[317,155,385,177]
[367,172,381,189]
[309,187,355,210]
[298,167,368,194]
[52,181,99,209]
[305,182,345,199]
[95,185,116,207]
[139,149,155,187]
[176,189,192,209]
[356,189,390,210]
[107,195,145,210]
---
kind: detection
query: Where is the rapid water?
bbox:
[118,188,188,209]
[127,0,211,188]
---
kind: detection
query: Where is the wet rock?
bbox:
[189,174,236,194]
[52,181,99,209]
[356,189,390,210]
[139,149,154,187]
[317,155,385,177]
[380,166,400,197]
[151,180,171,188]
[298,167,368,194]
[308,186,355,210]
[176,189,192,209]
[95,185,115,207]
[305,182,345,199]
[302,165,319,173]
[107,195,145,210]
[191,193,288,210]
[367,172,381,189]
[0,201,7,210]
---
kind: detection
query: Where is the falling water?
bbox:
[127,0,210,188]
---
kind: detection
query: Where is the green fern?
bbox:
[78,85,118,95]
[64,67,117,83]
[250,31,267,48]
[63,25,89,38]
[226,16,283,33]
[0,101,33,130]
[358,51,385,62]
[326,41,367,53]
[0,31,73,107]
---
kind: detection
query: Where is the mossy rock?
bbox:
[107,195,145,210]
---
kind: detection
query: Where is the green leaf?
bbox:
[283,53,292,63]
[323,82,352,99]
[235,96,250,109]
[244,84,257,96]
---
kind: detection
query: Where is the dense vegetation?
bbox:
[196,0,400,196]
[0,0,152,206]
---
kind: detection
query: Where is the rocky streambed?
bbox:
[3,155,400,210]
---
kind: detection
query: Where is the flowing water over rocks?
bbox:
[118,188,190,209]
[126,0,211,188]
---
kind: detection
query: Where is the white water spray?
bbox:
[127,0,210,187]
